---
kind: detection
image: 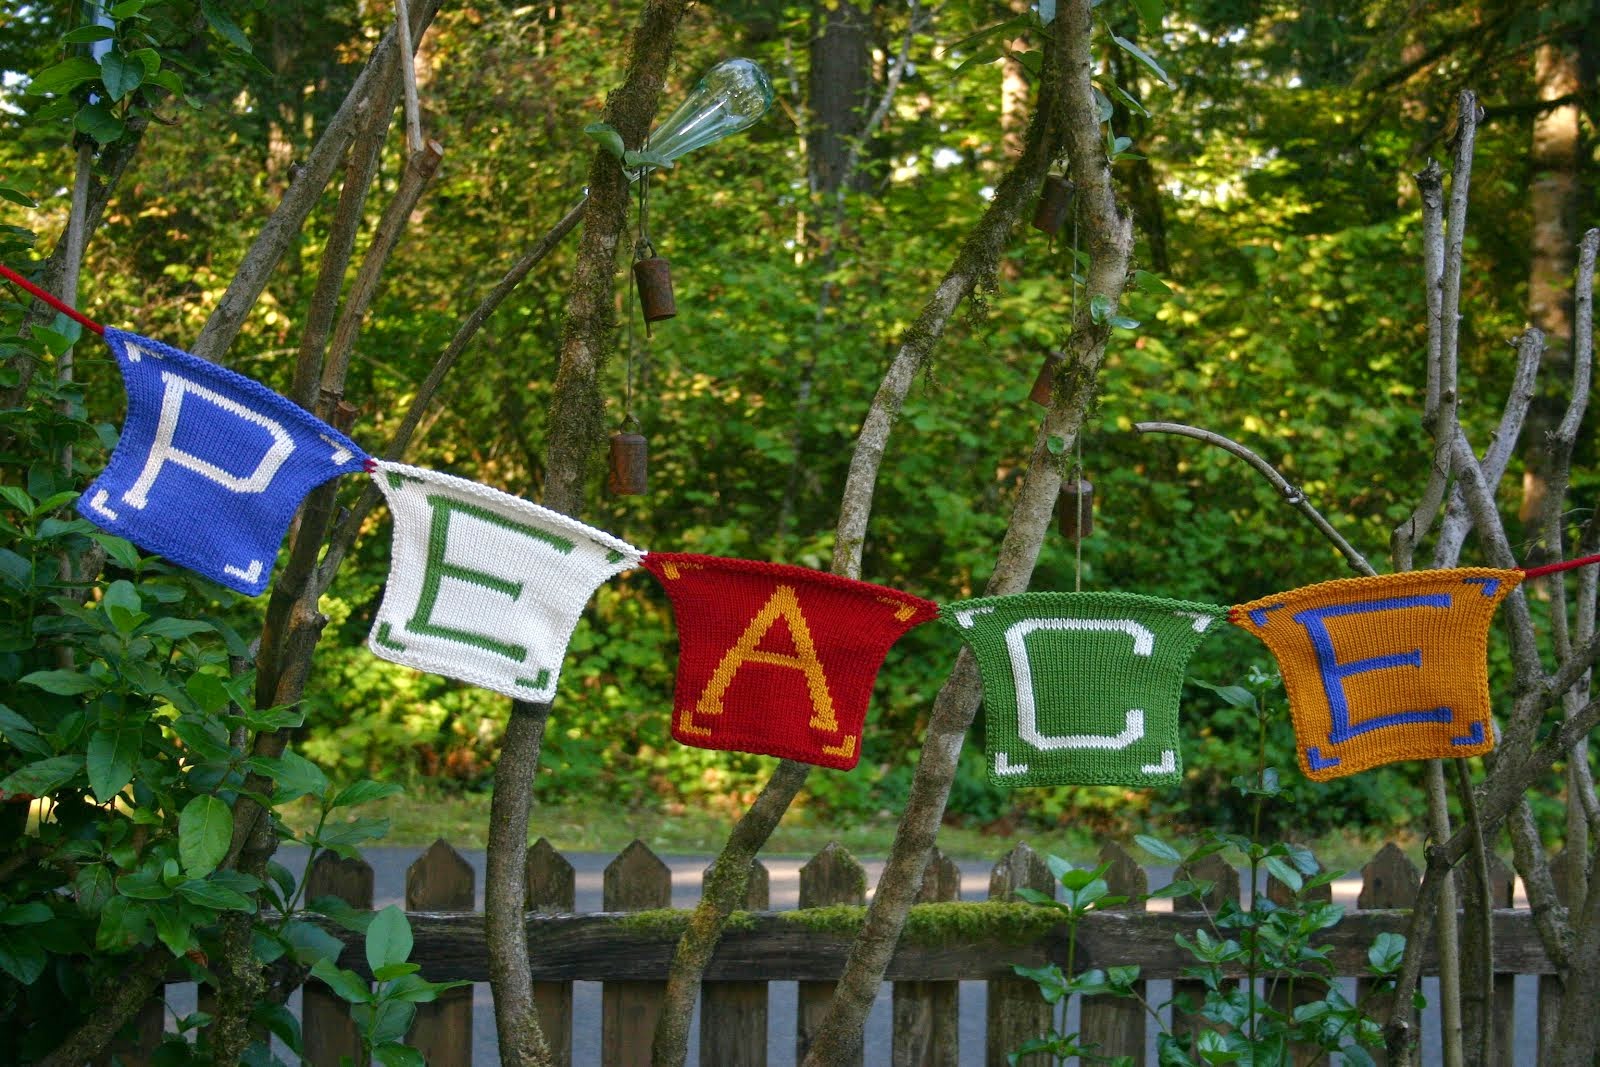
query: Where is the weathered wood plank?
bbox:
[892,848,960,1067]
[1538,850,1571,1064]
[700,858,770,1067]
[296,905,1557,983]
[406,839,474,1067]
[798,843,867,1066]
[528,837,576,1067]
[987,844,1054,1067]
[1357,843,1420,1067]
[303,852,374,1067]
[602,840,671,1067]
[1079,842,1147,1066]
[1487,852,1516,1067]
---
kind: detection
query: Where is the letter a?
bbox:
[689,585,843,747]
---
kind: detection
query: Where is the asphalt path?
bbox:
[168,847,1533,1064]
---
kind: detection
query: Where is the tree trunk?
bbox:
[809,0,874,195]
[1519,40,1582,528]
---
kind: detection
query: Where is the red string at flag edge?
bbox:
[0,263,106,337]
[1520,552,1600,580]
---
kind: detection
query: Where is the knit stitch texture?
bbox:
[1231,568,1522,781]
[641,553,938,770]
[368,461,642,703]
[77,328,368,595]
[942,591,1224,788]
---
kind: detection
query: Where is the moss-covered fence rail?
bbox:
[106,836,1560,1066]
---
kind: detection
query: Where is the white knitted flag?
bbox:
[368,461,641,702]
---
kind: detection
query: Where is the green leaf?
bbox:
[138,617,214,641]
[285,918,347,966]
[384,971,465,1003]
[170,718,234,763]
[178,794,233,877]
[311,895,375,934]
[1341,1047,1378,1067]
[372,961,421,981]
[365,904,413,973]
[251,749,327,803]
[583,122,625,160]
[1089,294,1114,324]
[372,1044,426,1067]
[0,901,53,926]
[61,25,117,45]
[150,900,194,956]
[244,704,305,730]
[1135,834,1182,863]
[1110,34,1173,88]
[175,878,255,912]
[91,533,143,571]
[26,57,101,96]
[21,669,98,695]
[330,780,404,809]
[99,50,144,102]
[1189,678,1256,709]
[1131,269,1171,294]
[370,999,418,1046]
[86,721,141,802]
[1263,855,1302,893]
[0,754,83,796]
[115,870,174,900]
[0,929,47,985]
[201,1,252,52]
[186,673,232,714]
[1046,435,1066,456]
[75,864,115,914]
[1367,931,1406,974]
[310,958,373,1004]
[75,102,126,146]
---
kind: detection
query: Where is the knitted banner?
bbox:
[1232,568,1522,781]
[641,553,938,770]
[943,592,1224,788]
[77,328,368,595]
[368,461,642,702]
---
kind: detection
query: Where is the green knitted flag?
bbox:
[942,591,1224,788]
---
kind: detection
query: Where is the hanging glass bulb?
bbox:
[644,58,774,168]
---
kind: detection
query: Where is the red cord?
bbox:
[0,264,105,336]
[1521,551,1600,580]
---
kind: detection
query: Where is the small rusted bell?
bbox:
[607,431,648,495]
[1056,478,1094,540]
[634,257,676,323]
[1031,175,1076,236]
[1029,351,1064,407]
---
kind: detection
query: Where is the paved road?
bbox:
[173,847,1531,1064]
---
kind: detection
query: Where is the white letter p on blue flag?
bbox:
[77,328,369,595]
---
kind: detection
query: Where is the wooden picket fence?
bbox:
[106,837,1566,1066]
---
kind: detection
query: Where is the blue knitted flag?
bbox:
[77,328,369,595]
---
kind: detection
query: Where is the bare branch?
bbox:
[1134,422,1377,577]
[395,0,424,154]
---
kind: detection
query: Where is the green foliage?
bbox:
[309,904,468,1067]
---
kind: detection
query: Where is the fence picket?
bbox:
[797,842,868,1065]
[406,839,474,1067]
[986,843,1054,1067]
[1170,852,1240,1049]
[303,852,374,1067]
[1538,849,1571,1061]
[528,837,576,1067]
[892,848,961,1067]
[700,858,770,1067]
[1486,852,1516,1067]
[1357,842,1420,1066]
[601,840,671,1067]
[1079,841,1147,1065]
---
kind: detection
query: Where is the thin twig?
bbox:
[1134,421,1378,577]
[395,0,424,154]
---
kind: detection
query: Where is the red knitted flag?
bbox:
[641,553,939,770]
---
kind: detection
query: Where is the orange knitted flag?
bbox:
[1231,568,1522,781]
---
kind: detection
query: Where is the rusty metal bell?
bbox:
[1056,478,1094,540]
[608,431,648,495]
[634,257,676,323]
[1032,175,1076,236]
[1029,351,1064,407]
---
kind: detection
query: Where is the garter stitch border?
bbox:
[1231,566,1522,781]
[942,590,1224,789]
[368,460,642,703]
[79,327,368,595]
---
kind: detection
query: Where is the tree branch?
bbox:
[1133,422,1377,577]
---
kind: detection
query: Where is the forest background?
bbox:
[2,0,1595,856]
